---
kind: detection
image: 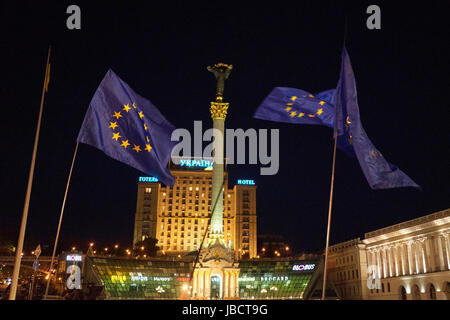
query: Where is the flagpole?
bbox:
[321,132,338,300]
[9,46,51,300]
[43,142,79,300]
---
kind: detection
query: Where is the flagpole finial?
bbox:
[207,63,232,102]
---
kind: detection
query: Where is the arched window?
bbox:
[412,285,421,300]
[429,284,436,300]
[399,286,407,300]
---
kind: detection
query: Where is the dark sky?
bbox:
[1,1,449,254]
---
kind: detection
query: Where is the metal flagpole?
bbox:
[9,46,51,300]
[321,133,337,300]
[321,13,347,301]
[43,142,80,300]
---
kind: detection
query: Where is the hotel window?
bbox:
[355,269,358,279]
[381,283,385,293]
[145,188,151,193]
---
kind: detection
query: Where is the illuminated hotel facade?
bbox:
[132,159,258,260]
[327,208,450,300]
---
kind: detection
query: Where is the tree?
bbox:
[133,237,159,257]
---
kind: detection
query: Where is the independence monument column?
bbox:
[207,62,232,247]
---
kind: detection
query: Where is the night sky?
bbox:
[1,1,449,254]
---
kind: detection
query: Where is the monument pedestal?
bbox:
[192,240,239,299]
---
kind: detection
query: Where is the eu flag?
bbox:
[334,48,420,189]
[254,87,335,127]
[77,69,176,186]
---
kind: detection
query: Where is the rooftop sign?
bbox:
[139,176,159,183]
[66,254,82,262]
[292,264,315,271]
[237,179,255,185]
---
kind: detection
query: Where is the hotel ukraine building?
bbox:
[132,158,258,260]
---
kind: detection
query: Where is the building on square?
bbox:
[326,208,450,300]
[132,159,258,260]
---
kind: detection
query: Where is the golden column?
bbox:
[207,63,232,246]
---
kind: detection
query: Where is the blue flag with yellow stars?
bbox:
[254,87,335,127]
[334,47,420,189]
[77,69,176,186]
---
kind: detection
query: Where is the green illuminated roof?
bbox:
[84,257,325,300]
[238,260,317,299]
[86,257,193,299]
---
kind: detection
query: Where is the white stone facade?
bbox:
[327,208,450,300]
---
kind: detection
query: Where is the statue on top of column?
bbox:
[207,63,232,101]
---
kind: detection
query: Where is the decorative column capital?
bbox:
[210,102,229,120]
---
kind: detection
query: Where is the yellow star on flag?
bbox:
[113,111,122,119]
[144,123,148,131]
[316,108,323,115]
[285,107,292,111]
[132,103,137,109]
[308,114,315,118]
[370,150,377,158]
[138,111,144,119]
[112,132,121,141]
[289,111,297,117]
[309,94,314,98]
[109,122,118,130]
[123,104,131,112]
[145,144,152,152]
[133,145,142,152]
[291,96,297,101]
[319,101,326,106]
[298,113,305,117]
[121,140,130,148]
[146,136,150,143]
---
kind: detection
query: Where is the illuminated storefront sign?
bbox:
[139,176,159,182]
[66,254,82,262]
[130,273,148,282]
[239,276,289,282]
[153,276,172,281]
[238,277,256,282]
[237,179,255,185]
[292,264,315,271]
[111,275,127,283]
[260,276,288,281]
